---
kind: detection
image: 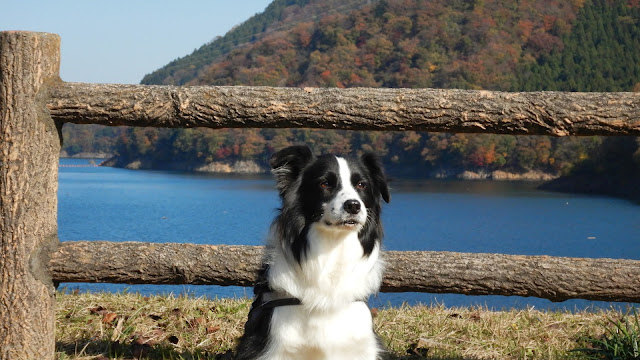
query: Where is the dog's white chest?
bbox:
[261,301,379,360]
[262,231,384,359]
[305,229,367,286]
[268,228,383,309]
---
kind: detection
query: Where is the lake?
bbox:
[57,158,640,311]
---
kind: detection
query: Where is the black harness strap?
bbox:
[258,297,302,310]
[246,294,302,324]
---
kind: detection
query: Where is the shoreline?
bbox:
[539,172,640,203]
[95,155,559,182]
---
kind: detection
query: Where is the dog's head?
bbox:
[270,145,390,260]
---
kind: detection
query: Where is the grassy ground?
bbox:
[55,291,628,360]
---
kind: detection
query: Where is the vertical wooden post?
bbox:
[0,31,61,359]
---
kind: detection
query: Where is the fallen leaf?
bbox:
[89,306,107,315]
[190,317,206,327]
[134,334,160,347]
[102,312,118,324]
[469,311,481,322]
[410,336,453,356]
[207,325,221,334]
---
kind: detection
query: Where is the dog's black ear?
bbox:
[269,145,314,193]
[361,152,390,203]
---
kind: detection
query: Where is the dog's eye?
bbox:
[319,181,331,189]
[356,181,367,189]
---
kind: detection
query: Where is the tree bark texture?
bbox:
[49,241,640,303]
[47,83,640,136]
[0,31,61,360]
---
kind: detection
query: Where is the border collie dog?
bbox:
[235,145,390,360]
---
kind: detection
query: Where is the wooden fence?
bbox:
[1,31,639,358]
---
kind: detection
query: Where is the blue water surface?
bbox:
[57,159,640,311]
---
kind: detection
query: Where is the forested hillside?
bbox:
[140,0,370,86]
[62,0,640,182]
[519,0,640,92]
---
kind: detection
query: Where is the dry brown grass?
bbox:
[376,303,612,359]
[55,291,622,359]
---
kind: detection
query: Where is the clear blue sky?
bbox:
[0,1,273,84]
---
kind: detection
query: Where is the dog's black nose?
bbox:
[343,200,361,214]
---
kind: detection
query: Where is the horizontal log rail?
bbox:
[48,82,640,136]
[50,241,640,303]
